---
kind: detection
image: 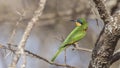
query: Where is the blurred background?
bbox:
[0,0,119,68]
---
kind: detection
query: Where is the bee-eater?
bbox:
[51,18,88,62]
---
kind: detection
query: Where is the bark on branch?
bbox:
[110,52,120,65]
[88,0,120,68]
[92,0,111,24]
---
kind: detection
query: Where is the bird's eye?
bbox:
[77,19,83,24]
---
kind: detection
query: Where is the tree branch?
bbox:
[0,44,75,68]
[110,52,120,65]
[89,0,120,68]
[72,43,92,52]
[9,0,46,68]
[7,11,25,49]
[111,0,120,15]
[92,0,112,24]
[25,50,75,68]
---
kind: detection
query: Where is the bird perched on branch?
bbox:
[51,18,88,62]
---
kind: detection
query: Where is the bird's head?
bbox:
[71,18,87,27]
[70,18,88,30]
[75,19,83,26]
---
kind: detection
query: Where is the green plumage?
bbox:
[51,18,88,62]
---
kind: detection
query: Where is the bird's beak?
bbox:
[70,20,76,22]
[75,22,81,26]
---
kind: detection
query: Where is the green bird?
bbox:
[51,18,88,62]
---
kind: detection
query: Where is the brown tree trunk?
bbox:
[88,0,120,68]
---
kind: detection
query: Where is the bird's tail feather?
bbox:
[51,46,65,62]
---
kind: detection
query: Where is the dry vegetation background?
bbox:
[0,0,119,68]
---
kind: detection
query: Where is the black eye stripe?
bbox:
[77,19,83,24]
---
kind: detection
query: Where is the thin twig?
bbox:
[9,0,46,68]
[72,44,92,52]
[25,50,75,68]
[7,11,25,49]
[89,0,100,20]
[64,48,67,68]
[0,44,75,68]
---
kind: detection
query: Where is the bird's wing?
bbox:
[63,26,86,45]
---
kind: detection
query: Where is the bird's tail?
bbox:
[51,45,65,62]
